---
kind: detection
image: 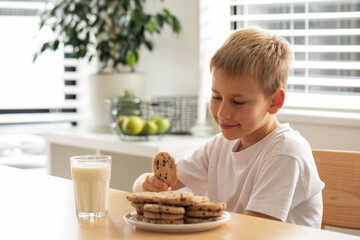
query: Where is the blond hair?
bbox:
[210,27,293,96]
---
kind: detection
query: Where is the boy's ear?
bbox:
[268,88,285,114]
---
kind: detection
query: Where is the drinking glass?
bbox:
[70,155,112,218]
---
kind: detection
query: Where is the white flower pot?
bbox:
[87,72,146,132]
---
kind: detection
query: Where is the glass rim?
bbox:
[70,155,112,162]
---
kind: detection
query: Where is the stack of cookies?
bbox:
[127,190,192,224]
[127,190,227,224]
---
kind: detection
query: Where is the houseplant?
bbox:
[34,0,181,131]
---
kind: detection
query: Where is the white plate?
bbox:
[123,211,231,233]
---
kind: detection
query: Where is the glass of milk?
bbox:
[70,155,112,218]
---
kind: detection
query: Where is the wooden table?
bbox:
[0,165,358,240]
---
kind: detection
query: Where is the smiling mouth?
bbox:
[219,123,238,130]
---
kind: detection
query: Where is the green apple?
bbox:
[122,116,145,135]
[154,117,171,134]
[150,115,162,122]
[140,120,158,135]
[116,115,128,133]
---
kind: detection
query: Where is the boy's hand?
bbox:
[144,173,171,192]
[133,173,171,192]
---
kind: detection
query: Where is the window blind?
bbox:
[228,0,360,112]
[0,0,82,126]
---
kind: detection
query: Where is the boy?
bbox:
[133,27,324,228]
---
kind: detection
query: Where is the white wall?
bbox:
[278,113,360,151]
[137,0,200,99]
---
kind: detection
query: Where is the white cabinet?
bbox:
[45,129,212,191]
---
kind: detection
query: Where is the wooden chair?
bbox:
[312,149,360,230]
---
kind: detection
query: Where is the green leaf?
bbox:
[144,40,153,51]
[85,31,90,41]
[40,42,50,53]
[133,10,143,31]
[171,17,181,34]
[52,40,60,50]
[126,50,138,70]
[146,17,156,33]
[50,4,60,16]
[162,8,170,17]
[156,14,164,28]
[32,53,38,63]
[39,20,45,29]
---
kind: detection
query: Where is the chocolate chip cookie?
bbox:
[152,152,178,186]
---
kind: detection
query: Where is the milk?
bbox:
[71,162,111,215]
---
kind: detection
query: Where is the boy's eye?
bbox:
[212,95,222,100]
[233,100,245,105]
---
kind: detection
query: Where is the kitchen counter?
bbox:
[45,128,212,191]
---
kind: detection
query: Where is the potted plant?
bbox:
[34,0,181,132]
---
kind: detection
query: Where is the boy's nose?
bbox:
[218,103,232,120]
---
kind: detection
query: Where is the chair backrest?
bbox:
[312,149,360,230]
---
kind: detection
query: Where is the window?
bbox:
[200,0,360,123]
[0,0,83,129]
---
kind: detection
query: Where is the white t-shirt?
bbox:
[177,123,324,228]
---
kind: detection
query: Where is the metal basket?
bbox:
[104,98,176,140]
[152,96,198,134]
